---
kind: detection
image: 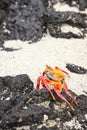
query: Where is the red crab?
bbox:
[36,65,78,110]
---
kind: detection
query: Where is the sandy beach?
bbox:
[0,34,87,95]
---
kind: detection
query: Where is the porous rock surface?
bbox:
[0,0,47,42]
[66,64,87,74]
[0,74,87,130]
[59,0,87,11]
[44,9,87,39]
[0,0,87,49]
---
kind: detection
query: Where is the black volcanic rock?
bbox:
[3,0,48,42]
[44,9,87,39]
[78,0,87,11]
[0,0,87,50]
[0,74,87,129]
[0,74,34,128]
[0,0,15,9]
[0,0,48,49]
[0,0,16,24]
[66,64,87,74]
[61,0,87,11]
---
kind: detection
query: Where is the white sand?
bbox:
[0,3,87,95]
[0,35,87,95]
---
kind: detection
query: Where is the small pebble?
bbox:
[60,102,66,109]
[46,120,56,127]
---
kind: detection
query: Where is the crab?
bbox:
[36,65,78,110]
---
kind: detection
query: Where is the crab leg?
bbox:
[63,82,78,106]
[36,76,55,100]
[55,66,70,77]
[43,80,56,101]
[36,76,41,89]
[54,85,74,111]
[42,71,46,76]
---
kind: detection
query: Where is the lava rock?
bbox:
[76,95,87,112]
[64,0,78,7]
[0,75,87,130]
[30,125,59,130]
[0,74,34,129]
[78,0,87,11]
[3,0,48,42]
[0,0,18,49]
[0,0,16,25]
[66,64,87,74]
[0,0,15,9]
[44,9,87,39]
[49,0,58,5]
[0,0,87,49]
[61,0,87,11]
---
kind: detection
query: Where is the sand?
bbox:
[0,34,87,95]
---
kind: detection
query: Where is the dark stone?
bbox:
[0,74,87,129]
[76,95,87,112]
[0,0,16,25]
[49,0,58,5]
[66,64,87,74]
[61,0,87,11]
[0,0,18,50]
[78,0,87,11]
[30,125,59,130]
[0,0,48,49]
[65,0,77,7]
[76,95,87,128]
[44,9,87,39]
[0,74,34,129]
[77,114,86,124]
[3,0,48,42]
[0,0,15,9]
[0,39,4,49]
[0,0,87,50]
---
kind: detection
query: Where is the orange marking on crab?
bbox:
[36,65,78,111]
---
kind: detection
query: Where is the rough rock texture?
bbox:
[66,64,87,74]
[0,74,34,129]
[62,0,87,11]
[0,0,87,50]
[0,0,48,49]
[0,0,17,49]
[1,0,48,42]
[78,0,87,10]
[44,9,87,39]
[0,74,87,130]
